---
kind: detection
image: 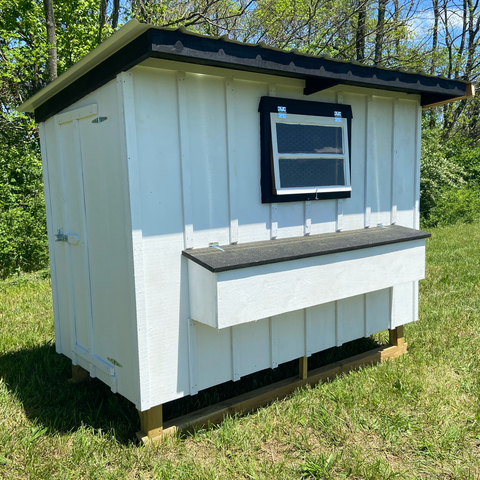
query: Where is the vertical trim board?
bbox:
[364,95,373,227]
[117,71,150,410]
[72,119,95,356]
[39,123,62,354]
[55,121,78,365]
[176,71,194,249]
[391,100,398,225]
[188,319,199,395]
[225,78,239,244]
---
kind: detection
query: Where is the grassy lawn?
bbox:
[1,222,480,479]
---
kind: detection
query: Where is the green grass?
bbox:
[1,222,480,479]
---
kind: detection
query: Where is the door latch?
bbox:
[55,229,79,245]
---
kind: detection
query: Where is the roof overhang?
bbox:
[19,19,475,122]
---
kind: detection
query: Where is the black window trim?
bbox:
[259,96,353,203]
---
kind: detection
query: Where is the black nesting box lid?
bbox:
[182,225,431,273]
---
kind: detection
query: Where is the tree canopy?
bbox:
[1,0,479,276]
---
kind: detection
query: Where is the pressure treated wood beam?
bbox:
[137,342,407,443]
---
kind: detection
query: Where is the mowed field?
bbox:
[1,222,480,479]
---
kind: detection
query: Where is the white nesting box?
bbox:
[20,20,473,412]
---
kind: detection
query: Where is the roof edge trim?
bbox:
[18,19,148,113]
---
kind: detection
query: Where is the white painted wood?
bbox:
[270,317,278,368]
[235,318,271,378]
[336,199,344,231]
[275,310,305,365]
[391,100,398,225]
[341,92,367,231]
[55,104,98,124]
[195,322,232,391]
[231,326,241,381]
[177,71,195,249]
[117,71,151,410]
[271,203,278,238]
[225,78,239,244]
[41,61,425,409]
[188,319,199,395]
[38,123,62,354]
[188,240,426,329]
[414,104,422,229]
[305,308,312,356]
[365,289,390,336]
[337,295,365,345]
[307,302,336,353]
[368,96,393,227]
[365,94,373,228]
[391,282,415,328]
[393,99,416,229]
[55,121,80,365]
[304,201,311,235]
[42,119,73,359]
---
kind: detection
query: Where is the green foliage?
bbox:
[421,122,480,227]
[424,187,480,228]
[420,126,466,221]
[0,114,48,279]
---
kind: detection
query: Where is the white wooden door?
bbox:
[53,105,116,384]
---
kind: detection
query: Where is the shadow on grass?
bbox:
[0,336,381,444]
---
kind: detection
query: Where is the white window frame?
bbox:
[270,113,352,196]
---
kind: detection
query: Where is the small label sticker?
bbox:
[334,111,342,122]
[277,106,286,118]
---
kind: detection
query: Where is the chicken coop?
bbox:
[19,19,474,441]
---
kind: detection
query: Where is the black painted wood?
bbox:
[182,225,431,273]
[258,97,353,204]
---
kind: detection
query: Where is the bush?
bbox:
[420,127,466,222]
[0,116,48,279]
[423,187,480,227]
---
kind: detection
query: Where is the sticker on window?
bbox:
[334,111,342,122]
[277,106,287,118]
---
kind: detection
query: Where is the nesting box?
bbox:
[19,20,473,415]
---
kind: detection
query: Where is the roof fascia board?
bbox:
[19,19,148,113]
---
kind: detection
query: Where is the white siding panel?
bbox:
[342,92,368,231]
[368,96,393,227]
[187,73,230,248]
[274,310,305,365]
[235,318,271,377]
[365,289,390,336]
[391,282,415,328]
[132,68,191,405]
[195,323,232,391]
[337,295,365,345]
[307,302,337,353]
[234,79,271,243]
[393,100,416,228]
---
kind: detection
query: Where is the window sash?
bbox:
[270,113,351,195]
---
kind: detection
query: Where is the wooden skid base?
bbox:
[136,342,407,443]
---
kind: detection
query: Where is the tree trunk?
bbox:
[43,0,57,83]
[374,0,386,64]
[356,0,367,61]
[112,0,120,29]
[99,0,107,44]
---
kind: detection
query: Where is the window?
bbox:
[259,97,353,203]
